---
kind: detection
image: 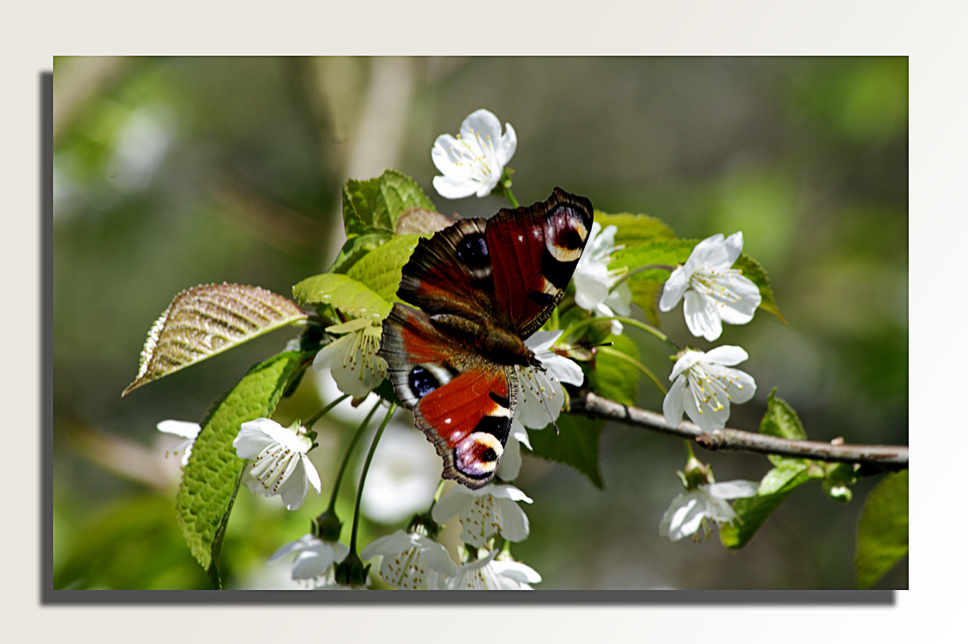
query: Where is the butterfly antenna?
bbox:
[567,340,614,351]
[529,365,562,436]
[541,393,560,436]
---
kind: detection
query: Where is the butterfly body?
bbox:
[379,188,593,488]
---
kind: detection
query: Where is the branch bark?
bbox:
[571,391,908,471]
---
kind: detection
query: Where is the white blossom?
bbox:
[431,109,517,199]
[269,533,349,585]
[663,346,757,432]
[513,331,583,432]
[659,480,759,542]
[360,530,457,590]
[313,317,387,398]
[156,420,200,467]
[495,432,523,481]
[433,549,541,590]
[431,483,532,547]
[659,232,761,341]
[233,418,321,511]
[573,222,632,335]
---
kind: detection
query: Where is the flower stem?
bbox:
[304,394,351,430]
[684,439,695,460]
[504,186,520,208]
[349,403,398,553]
[326,398,381,513]
[598,345,667,395]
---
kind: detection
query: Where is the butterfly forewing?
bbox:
[397,219,496,325]
[487,188,594,336]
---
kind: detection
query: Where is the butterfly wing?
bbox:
[486,187,594,336]
[379,303,516,489]
[383,188,593,488]
[397,188,594,337]
[396,218,497,326]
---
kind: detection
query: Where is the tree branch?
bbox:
[571,391,908,471]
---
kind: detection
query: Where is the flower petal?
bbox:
[703,345,749,366]
[431,486,471,524]
[496,122,517,166]
[232,422,277,459]
[687,233,729,269]
[511,421,532,450]
[706,480,759,500]
[542,353,584,387]
[721,231,745,266]
[493,497,530,542]
[717,275,762,324]
[514,365,566,428]
[269,533,317,561]
[669,349,704,381]
[662,375,687,429]
[487,483,533,503]
[156,420,201,439]
[727,368,757,404]
[461,108,503,143]
[432,174,477,200]
[659,492,705,541]
[495,434,522,480]
[659,266,690,311]
[683,290,723,341]
[524,330,562,351]
[490,559,541,585]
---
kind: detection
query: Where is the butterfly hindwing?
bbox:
[380,303,516,488]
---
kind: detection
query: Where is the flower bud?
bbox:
[312,510,343,542]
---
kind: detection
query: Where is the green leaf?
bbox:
[528,414,604,489]
[175,351,309,584]
[760,388,807,441]
[588,333,640,407]
[122,284,307,396]
[855,470,908,589]
[329,231,393,275]
[759,388,808,466]
[346,233,422,302]
[610,238,695,282]
[292,272,392,322]
[734,253,785,322]
[342,169,436,238]
[626,279,665,326]
[595,211,676,247]
[719,460,819,549]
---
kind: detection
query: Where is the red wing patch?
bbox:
[378,303,517,489]
[415,366,515,489]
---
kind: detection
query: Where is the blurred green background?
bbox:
[52,56,907,590]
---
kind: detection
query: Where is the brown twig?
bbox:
[571,391,908,471]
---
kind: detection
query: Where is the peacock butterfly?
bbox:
[378,187,594,489]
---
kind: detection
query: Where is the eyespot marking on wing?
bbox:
[408,366,440,398]
[455,432,503,479]
[543,207,589,263]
